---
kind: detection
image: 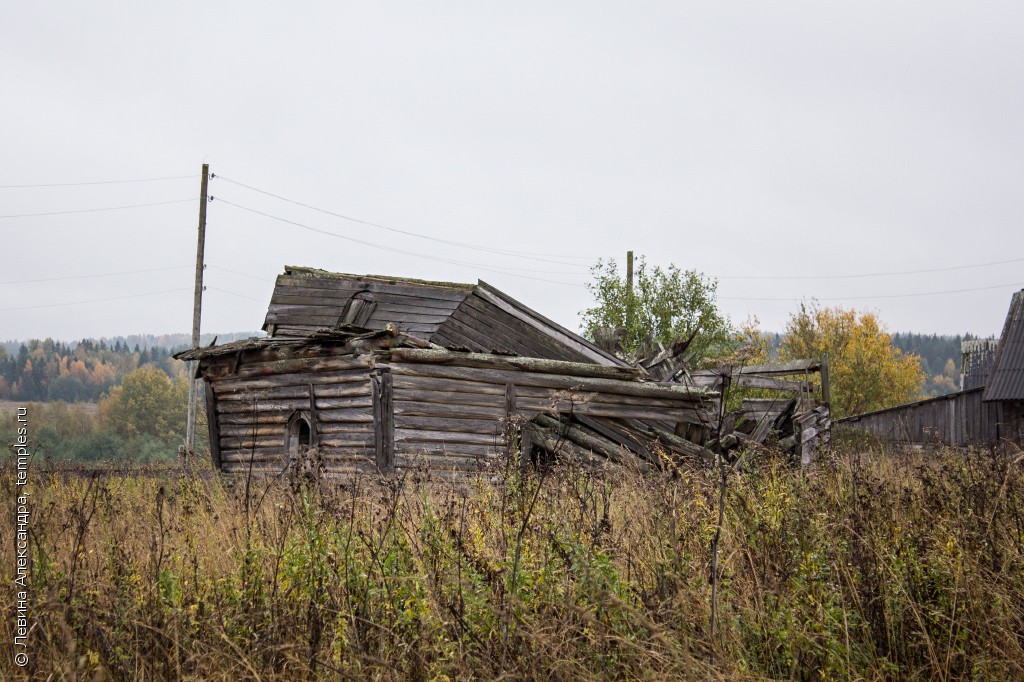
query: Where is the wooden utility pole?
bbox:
[625,250,634,330]
[185,163,209,460]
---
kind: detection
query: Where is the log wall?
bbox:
[208,356,378,476]
[387,359,710,473]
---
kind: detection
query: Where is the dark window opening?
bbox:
[288,416,312,454]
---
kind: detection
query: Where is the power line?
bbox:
[0,265,190,286]
[206,286,266,302]
[207,265,276,283]
[213,198,588,288]
[0,174,196,189]
[0,288,191,312]
[0,198,195,219]
[214,174,595,265]
[719,281,1024,302]
[718,256,1024,280]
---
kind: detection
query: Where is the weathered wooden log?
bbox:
[393,401,506,420]
[393,428,503,446]
[533,414,650,472]
[521,423,607,467]
[389,362,713,401]
[386,347,643,381]
[394,415,502,435]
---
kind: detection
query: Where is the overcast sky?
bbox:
[3,2,1022,343]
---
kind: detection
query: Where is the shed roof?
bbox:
[983,289,1024,402]
[261,266,626,367]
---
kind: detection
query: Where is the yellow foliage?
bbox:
[779,303,924,418]
[98,367,188,444]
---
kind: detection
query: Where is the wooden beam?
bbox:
[203,379,222,471]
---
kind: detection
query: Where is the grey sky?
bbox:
[3,2,1022,342]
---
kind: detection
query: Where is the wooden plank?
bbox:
[394,415,501,435]
[393,401,506,420]
[217,399,311,415]
[394,428,503,446]
[393,441,501,457]
[314,396,374,410]
[212,365,371,389]
[274,276,472,302]
[204,380,222,469]
[391,374,506,396]
[473,284,622,366]
[533,414,648,471]
[217,413,288,426]
[449,295,580,360]
[515,397,710,424]
[732,359,820,376]
[387,359,704,400]
[316,409,374,425]
[230,356,377,379]
[433,313,522,355]
[516,385,706,410]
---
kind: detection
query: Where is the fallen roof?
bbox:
[261,265,626,367]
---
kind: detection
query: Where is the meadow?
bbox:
[1,442,1022,680]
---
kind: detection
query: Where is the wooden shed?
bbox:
[178,268,717,476]
[839,289,1024,446]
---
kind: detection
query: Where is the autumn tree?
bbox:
[779,303,924,418]
[581,256,734,362]
[98,367,188,446]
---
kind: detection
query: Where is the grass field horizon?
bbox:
[2,442,1022,680]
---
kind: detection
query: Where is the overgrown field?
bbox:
[2,445,1022,680]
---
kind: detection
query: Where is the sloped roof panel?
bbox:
[983,290,1024,401]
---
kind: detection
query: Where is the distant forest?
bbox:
[0,330,990,405]
[0,332,261,403]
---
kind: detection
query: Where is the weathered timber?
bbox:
[515,396,711,425]
[473,283,624,366]
[371,370,395,471]
[521,423,607,467]
[618,419,716,463]
[395,441,502,457]
[391,374,508,396]
[393,402,506,420]
[516,384,714,410]
[389,362,709,401]
[534,414,649,472]
[573,414,655,463]
[204,380,221,468]
[394,415,502,435]
[394,428,503,446]
[211,371,371,392]
[387,348,642,381]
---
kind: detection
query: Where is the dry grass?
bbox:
[1,444,1022,680]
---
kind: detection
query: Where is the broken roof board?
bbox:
[261,266,625,367]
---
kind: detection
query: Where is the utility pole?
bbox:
[185,163,209,462]
[625,250,634,331]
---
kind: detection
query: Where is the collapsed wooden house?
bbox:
[838,289,1024,446]
[178,267,721,476]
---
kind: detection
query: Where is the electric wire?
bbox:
[719,281,1024,302]
[0,198,195,219]
[213,198,588,288]
[206,287,267,302]
[214,174,595,265]
[206,265,276,283]
[718,256,1024,280]
[0,174,196,188]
